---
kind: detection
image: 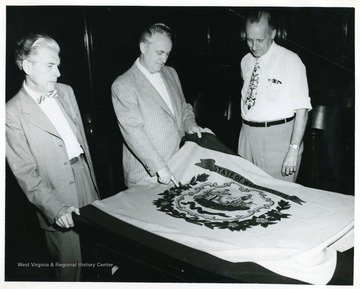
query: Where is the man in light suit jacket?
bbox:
[6,33,99,281]
[112,23,202,188]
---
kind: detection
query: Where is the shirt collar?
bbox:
[23,81,43,103]
[23,81,59,104]
[257,41,277,66]
[136,58,161,79]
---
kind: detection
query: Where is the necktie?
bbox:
[245,59,260,110]
[37,90,58,104]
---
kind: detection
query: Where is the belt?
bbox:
[243,115,295,127]
[70,154,84,165]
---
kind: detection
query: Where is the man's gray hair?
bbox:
[15,33,60,70]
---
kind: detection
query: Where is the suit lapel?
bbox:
[55,90,78,131]
[160,70,181,121]
[55,89,85,146]
[132,63,176,120]
[20,86,81,143]
[19,88,60,138]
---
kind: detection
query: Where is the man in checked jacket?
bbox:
[112,23,202,188]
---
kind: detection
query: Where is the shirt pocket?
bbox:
[263,77,286,103]
[266,77,283,90]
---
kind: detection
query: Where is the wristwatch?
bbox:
[289,144,299,149]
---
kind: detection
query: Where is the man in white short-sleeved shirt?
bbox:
[238,9,312,182]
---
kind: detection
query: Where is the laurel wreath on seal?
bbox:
[153,173,292,231]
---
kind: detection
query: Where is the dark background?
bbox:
[5,6,355,281]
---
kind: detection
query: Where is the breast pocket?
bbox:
[267,77,283,87]
[265,78,285,102]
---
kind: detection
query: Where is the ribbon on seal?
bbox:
[195,159,305,205]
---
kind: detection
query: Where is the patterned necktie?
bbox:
[245,59,260,110]
[37,90,58,104]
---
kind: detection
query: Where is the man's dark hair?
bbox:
[246,9,278,30]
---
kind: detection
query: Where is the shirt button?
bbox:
[64,162,68,166]
[59,144,63,148]
[69,181,74,185]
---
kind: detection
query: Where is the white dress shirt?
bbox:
[23,82,83,159]
[136,58,175,115]
[240,42,312,122]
